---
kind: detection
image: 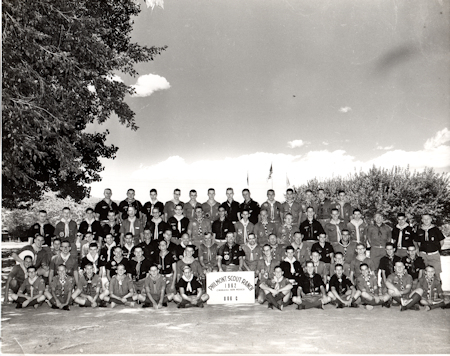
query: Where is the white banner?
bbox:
[206,271,255,304]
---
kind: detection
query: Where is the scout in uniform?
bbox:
[293,260,330,310]
[187,206,212,247]
[94,188,119,222]
[311,233,334,276]
[261,189,283,228]
[401,245,425,289]
[253,209,276,246]
[256,244,280,303]
[28,210,54,246]
[279,245,304,295]
[198,233,219,273]
[355,263,390,310]
[328,263,360,308]
[128,246,151,304]
[239,189,260,225]
[299,207,325,251]
[391,213,416,258]
[234,209,255,245]
[378,243,401,294]
[164,188,184,222]
[201,188,221,221]
[212,206,235,245]
[11,265,46,309]
[157,239,177,302]
[45,264,75,310]
[4,256,33,304]
[332,229,357,263]
[242,233,263,272]
[217,232,245,272]
[276,213,296,246]
[259,266,293,310]
[220,188,240,223]
[73,263,106,307]
[118,188,143,221]
[280,188,302,225]
[173,265,209,308]
[418,265,450,311]
[104,264,137,308]
[143,265,168,309]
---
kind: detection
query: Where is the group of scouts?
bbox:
[4,187,449,312]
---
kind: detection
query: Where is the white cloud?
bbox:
[339,106,352,113]
[131,74,170,97]
[287,140,308,148]
[376,145,394,150]
[424,128,450,150]
[105,74,124,83]
[322,141,329,146]
[90,128,450,202]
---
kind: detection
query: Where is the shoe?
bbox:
[413,304,420,311]
[98,301,107,308]
[142,303,151,308]
[34,304,39,309]
[336,304,344,309]
[51,305,59,309]
[425,306,431,311]
[391,301,400,307]
[177,303,185,309]
[63,305,70,311]
[162,302,168,307]
[45,300,52,307]
[278,304,283,311]
[382,301,391,308]
[400,306,406,312]
[350,302,359,308]
[199,303,204,308]
[15,304,22,309]
[297,304,305,310]
[365,305,374,310]
[268,303,273,309]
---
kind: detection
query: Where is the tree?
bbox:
[2,0,166,208]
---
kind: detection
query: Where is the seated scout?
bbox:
[106,246,129,281]
[279,245,304,293]
[385,261,418,310]
[256,244,280,304]
[330,252,351,277]
[328,264,360,308]
[173,265,209,308]
[259,265,293,310]
[176,245,203,281]
[355,263,390,310]
[402,245,425,289]
[378,243,401,294]
[45,264,75,310]
[418,265,450,311]
[143,265,168,309]
[293,260,330,310]
[310,251,328,285]
[4,255,33,304]
[73,263,107,307]
[217,232,244,272]
[11,265,46,309]
[128,246,151,304]
[104,264,137,308]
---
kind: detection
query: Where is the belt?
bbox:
[161,273,173,277]
[421,251,439,255]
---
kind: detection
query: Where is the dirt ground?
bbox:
[1,300,450,354]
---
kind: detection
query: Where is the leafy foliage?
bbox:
[293,166,450,226]
[2,0,166,208]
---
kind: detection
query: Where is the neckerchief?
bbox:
[330,219,342,242]
[396,223,409,248]
[240,219,249,243]
[284,257,297,274]
[272,275,283,290]
[350,219,363,242]
[60,253,70,265]
[362,274,374,294]
[85,218,95,232]
[395,270,407,291]
[196,218,203,236]
[84,272,94,295]
[87,253,99,274]
[38,222,45,236]
[60,218,71,237]
[174,215,183,232]
[182,274,194,292]
[421,224,434,242]
[105,242,116,261]
[425,274,434,299]
[128,216,136,235]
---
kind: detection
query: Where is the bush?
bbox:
[293,166,450,228]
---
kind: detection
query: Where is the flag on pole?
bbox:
[286,174,290,188]
[145,0,164,10]
[247,171,249,187]
[267,163,273,181]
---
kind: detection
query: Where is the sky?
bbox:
[87,0,450,204]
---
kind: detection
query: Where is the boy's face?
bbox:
[285,249,294,259]
[407,247,416,258]
[24,258,33,269]
[306,263,314,275]
[61,242,71,254]
[273,267,283,278]
[85,265,94,277]
[248,235,256,246]
[117,265,126,276]
[311,252,320,263]
[293,233,302,244]
[62,209,70,219]
[128,207,136,218]
[108,212,116,222]
[89,246,98,256]
[335,266,344,278]
[285,215,292,225]
[394,262,405,274]
[425,267,435,279]
[195,209,203,219]
[184,247,194,258]
[341,232,350,242]
[105,235,114,245]
[152,209,161,219]
[53,240,61,250]
[356,245,366,256]
[86,233,93,242]
[125,235,133,244]
[318,234,326,243]
[134,248,143,258]
[183,267,192,279]
[143,231,152,242]
[263,246,271,257]
[149,266,159,278]
[268,235,277,245]
[386,245,395,257]
[57,266,66,278]
[114,247,123,258]
[86,210,94,220]
[28,268,37,278]
[159,241,167,251]
[175,206,183,216]
[360,266,370,277]
[335,255,344,265]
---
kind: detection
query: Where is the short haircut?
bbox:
[62,207,70,211]
[150,189,157,194]
[174,188,181,193]
[262,244,271,250]
[397,212,406,218]
[53,238,61,243]
[305,260,314,267]
[61,239,71,246]
[334,252,343,257]
[89,242,98,249]
[226,187,234,192]
[247,233,256,239]
[125,232,133,238]
[353,208,361,214]
[39,210,47,214]
[331,208,339,213]
[208,188,215,193]
[24,255,33,261]
[385,242,395,249]
[241,209,249,214]
[83,262,94,268]
[359,263,369,270]
[334,263,343,269]
[175,204,183,209]
[338,190,345,195]
[195,206,203,211]
[341,229,349,234]
[356,242,366,249]
[27,265,37,272]
[189,189,197,194]
[242,188,250,194]
[318,188,325,192]
[127,188,135,193]
[285,245,294,252]
[85,208,94,213]
[267,189,274,194]
[305,189,313,194]
[286,188,294,194]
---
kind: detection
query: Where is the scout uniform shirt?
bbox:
[218,243,245,266]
